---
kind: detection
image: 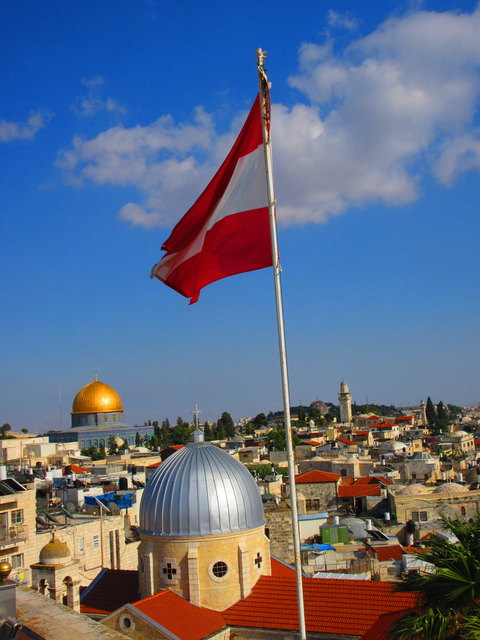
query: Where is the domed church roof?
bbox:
[140,440,265,537]
[72,379,123,414]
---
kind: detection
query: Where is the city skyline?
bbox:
[2,1,480,432]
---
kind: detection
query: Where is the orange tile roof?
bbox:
[338,485,382,498]
[336,437,357,446]
[370,545,405,562]
[63,464,90,474]
[132,590,226,640]
[224,576,417,636]
[294,469,341,484]
[301,440,323,446]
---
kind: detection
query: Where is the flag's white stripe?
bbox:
[205,144,267,231]
[157,144,267,276]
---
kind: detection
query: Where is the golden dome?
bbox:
[72,380,123,415]
[39,537,71,565]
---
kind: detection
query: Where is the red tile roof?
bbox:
[395,416,413,421]
[371,422,397,430]
[361,608,416,640]
[367,415,381,420]
[355,430,370,436]
[132,590,226,640]
[300,440,323,446]
[147,461,162,468]
[224,576,417,636]
[294,469,341,484]
[338,485,382,498]
[270,556,296,577]
[336,437,357,446]
[353,476,392,486]
[80,569,139,614]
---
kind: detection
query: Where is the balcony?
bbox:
[0,525,28,546]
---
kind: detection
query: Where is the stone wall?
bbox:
[264,507,294,564]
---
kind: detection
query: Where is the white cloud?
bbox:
[58,6,480,228]
[327,10,358,31]
[0,110,52,142]
[73,76,126,118]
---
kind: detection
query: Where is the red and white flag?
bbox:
[150,95,272,304]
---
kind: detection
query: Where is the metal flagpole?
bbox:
[256,48,307,640]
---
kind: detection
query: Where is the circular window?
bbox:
[120,614,135,631]
[212,561,228,578]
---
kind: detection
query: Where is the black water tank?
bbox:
[119,477,128,490]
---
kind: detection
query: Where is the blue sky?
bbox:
[1,0,480,432]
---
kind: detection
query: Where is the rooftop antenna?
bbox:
[58,383,62,430]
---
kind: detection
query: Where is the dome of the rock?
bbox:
[72,380,123,414]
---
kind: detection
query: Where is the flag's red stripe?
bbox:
[157,207,271,303]
[162,97,263,254]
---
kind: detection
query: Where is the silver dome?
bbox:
[139,441,265,536]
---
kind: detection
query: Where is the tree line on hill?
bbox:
[62,395,468,460]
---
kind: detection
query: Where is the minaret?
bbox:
[338,381,352,424]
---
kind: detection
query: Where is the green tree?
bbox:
[119,438,129,452]
[435,401,450,432]
[426,397,436,426]
[392,514,480,640]
[160,419,171,447]
[308,407,323,425]
[171,418,192,445]
[81,446,104,461]
[252,413,268,428]
[135,432,142,447]
[204,421,213,441]
[265,427,300,452]
[243,422,256,436]
[107,435,118,455]
[217,411,235,438]
[21,428,29,434]
[0,424,12,439]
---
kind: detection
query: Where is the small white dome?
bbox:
[378,440,406,450]
[397,484,428,495]
[433,482,465,494]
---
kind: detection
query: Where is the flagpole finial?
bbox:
[256,48,267,68]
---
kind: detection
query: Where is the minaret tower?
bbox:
[338,381,352,424]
